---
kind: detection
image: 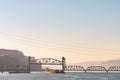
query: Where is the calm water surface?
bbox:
[0,72,120,80]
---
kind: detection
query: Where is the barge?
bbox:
[45,68,65,73]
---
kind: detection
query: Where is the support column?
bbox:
[62,57,66,71]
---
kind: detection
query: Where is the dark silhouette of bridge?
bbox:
[65,65,120,73]
[33,57,120,73]
[34,57,66,71]
[0,57,120,73]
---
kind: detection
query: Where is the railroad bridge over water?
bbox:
[0,57,120,73]
[33,57,120,73]
[65,66,120,73]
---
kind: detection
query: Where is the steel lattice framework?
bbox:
[86,66,107,72]
[108,66,120,71]
[36,58,62,65]
[65,65,85,71]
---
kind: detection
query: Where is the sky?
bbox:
[0,0,120,63]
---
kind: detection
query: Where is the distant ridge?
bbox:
[101,60,120,67]
[0,49,27,66]
[69,59,120,68]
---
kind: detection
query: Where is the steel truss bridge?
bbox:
[0,57,120,73]
[35,57,66,71]
[33,57,120,73]
[0,57,66,73]
[36,58,63,65]
[65,66,120,73]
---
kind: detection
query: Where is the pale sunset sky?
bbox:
[0,0,120,63]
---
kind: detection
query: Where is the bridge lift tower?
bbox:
[62,57,66,71]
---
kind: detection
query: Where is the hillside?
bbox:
[0,49,28,66]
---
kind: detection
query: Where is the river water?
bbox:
[0,72,120,80]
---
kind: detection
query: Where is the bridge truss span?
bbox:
[37,58,62,65]
[108,66,120,71]
[86,66,107,72]
[30,57,120,73]
[65,65,85,72]
[36,57,66,71]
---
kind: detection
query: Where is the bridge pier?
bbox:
[106,70,108,74]
[62,57,66,71]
